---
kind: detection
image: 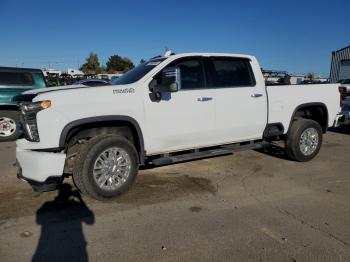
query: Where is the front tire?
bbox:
[0,110,21,142]
[285,119,323,162]
[73,135,139,200]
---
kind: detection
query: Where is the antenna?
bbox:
[164,47,173,57]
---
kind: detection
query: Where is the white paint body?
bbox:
[16,53,341,183]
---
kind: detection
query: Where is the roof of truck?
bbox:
[151,52,256,61]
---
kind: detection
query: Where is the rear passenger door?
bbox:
[205,57,267,143]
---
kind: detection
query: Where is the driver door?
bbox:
[143,57,217,155]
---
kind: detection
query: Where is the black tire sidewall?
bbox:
[0,110,21,142]
[82,136,139,199]
[287,119,323,162]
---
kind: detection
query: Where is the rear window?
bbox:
[0,72,34,86]
[210,58,255,87]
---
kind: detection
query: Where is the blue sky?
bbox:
[0,0,349,75]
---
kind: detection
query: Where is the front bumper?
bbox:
[17,165,63,192]
[16,145,66,191]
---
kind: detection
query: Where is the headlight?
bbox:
[20,100,51,142]
[21,100,51,114]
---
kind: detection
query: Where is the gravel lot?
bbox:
[0,129,350,262]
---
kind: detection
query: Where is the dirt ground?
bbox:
[0,129,350,262]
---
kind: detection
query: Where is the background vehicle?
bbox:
[338,79,350,95]
[0,67,46,141]
[14,52,342,200]
[337,97,350,126]
[74,79,111,87]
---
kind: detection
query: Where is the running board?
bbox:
[151,148,233,166]
[150,141,268,166]
[223,141,268,152]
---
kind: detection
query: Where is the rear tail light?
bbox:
[339,86,346,107]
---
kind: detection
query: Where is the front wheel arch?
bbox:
[73,134,139,200]
[60,116,145,165]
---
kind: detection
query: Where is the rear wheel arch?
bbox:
[285,119,323,162]
[287,103,329,134]
[60,116,145,164]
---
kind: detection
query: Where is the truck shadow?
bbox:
[32,184,94,262]
[329,126,350,135]
[255,143,289,160]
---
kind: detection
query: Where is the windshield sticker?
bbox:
[113,88,135,94]
[146,61,161,66]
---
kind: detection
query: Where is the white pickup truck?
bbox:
[14,52,343,200]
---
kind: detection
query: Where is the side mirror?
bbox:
[152,66,181,93]
[161,67,181,92]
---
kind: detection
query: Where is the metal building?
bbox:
[330,45,350,83]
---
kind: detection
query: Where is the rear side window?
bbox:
[209,58,255,88]
[0,72,34,86]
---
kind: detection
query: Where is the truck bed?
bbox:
[266,83,340,131]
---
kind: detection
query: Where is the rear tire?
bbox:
[285,119,323,162]
[0,110,21,142]
[73,135,139,200]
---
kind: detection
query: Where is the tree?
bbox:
[106,55,135,73]
[100,65,107,73]
[140,59,146,64]
[80,52,102,74]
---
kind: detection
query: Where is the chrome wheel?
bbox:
[0,117,16,137]
[92,147,132,191]
[299,127,319,156]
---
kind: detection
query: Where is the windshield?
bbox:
[112,57,166,85]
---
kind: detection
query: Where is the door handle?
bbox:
[251,93,263,98]
[197,97,213,102]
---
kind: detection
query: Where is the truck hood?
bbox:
[13,84,92,103]
[15,84,131,103]
[22,84,87,95]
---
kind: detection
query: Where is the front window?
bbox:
[169,59,205,89]
[154,57,206,89]
[112,57,166,85]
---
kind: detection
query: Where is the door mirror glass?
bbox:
[161,66,181,92]
[152,66,181,93]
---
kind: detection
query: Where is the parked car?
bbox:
[14,52,342,200]
[338,79,350,95]
[74,79,111,87]
[336,97,350,126]
[0,67,46,141]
